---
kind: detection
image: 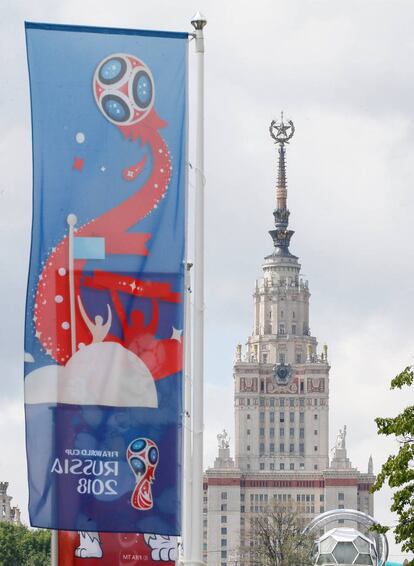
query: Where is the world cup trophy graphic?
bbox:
[127,438,159,510]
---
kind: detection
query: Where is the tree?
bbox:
[0,522,50,566]
[371,365,414,563]
[240,502,314,566]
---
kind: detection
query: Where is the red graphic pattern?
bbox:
[34,107,181,378]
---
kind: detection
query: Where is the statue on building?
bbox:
[336,425,347,450]
[217,429,230,449]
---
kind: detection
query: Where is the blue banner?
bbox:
[24,22,187,535]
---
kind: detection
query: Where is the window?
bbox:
[260,397,265,406]
[247,445,250,451]
[300,428,305,439]
[299,443,304,454]
[296,353,302,363]
[260,427,265,436]
[247,398,250,406]
[270,427,275,437]
[280,463,285,470]
[292,311,295,319]
[314,464,318,470]
[260,463,265,470]
[280,443,285,452]
[314,429,318,435]
[281,310,284,319]
[292,324,296,335]
[280,427,285,437]
[280,412,285,423]
[290,427,295,437]
[320,494,324,502]
[241,494,245,502]
[314,445,318,451]
[270,398,275,407]
[240,505,245,513]
[300,462,305,470]
[221,492,227,500]
[247,413,250,419]
[290,463,294,470]
[270,463,275,470]
[300,412,305,423]
[270,443,275,452]
[279,324,285,335]
[221,516,227,523]
[221,550,227,558]
[290,443,294,453]
[338,492,344,501]
[290,412,295,423]
[280,398,285,407]
[221,504,227,511]
[279,352,285,363]
[270,412,275,423]
[290,398,295,407]
[260,412,265,422]
[247,429,250,435]
[262,353,268,364]
[260,443,265,454]
[314,414,318,420]
[221,539,227,546]
[300,381,304,392]
[221,527,227,535]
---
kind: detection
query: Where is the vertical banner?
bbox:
[24,22,187,535]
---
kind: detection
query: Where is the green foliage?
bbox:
[371,365,414,564]
[0,522,50,566]
[241,503,314,566]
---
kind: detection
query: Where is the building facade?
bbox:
[0,482,21,525]
[204,118,375,566]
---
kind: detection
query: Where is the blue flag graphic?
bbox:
[24,22,187,534]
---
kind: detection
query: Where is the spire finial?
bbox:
[268,114,296,256]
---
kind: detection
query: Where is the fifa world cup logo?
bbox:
[127,438,159,511]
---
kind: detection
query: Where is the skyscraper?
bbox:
[204,117,375,566]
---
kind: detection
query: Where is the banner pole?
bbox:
[190,12,207,566]
[182,262,193,564]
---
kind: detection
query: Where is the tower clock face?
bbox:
[273,363,291,384]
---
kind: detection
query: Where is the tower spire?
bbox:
[268,113,296,256]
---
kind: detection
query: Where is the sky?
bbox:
[1,0,414,562]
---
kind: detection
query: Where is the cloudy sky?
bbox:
[1,0,414,561]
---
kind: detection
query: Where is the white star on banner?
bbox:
[170,327,183,342]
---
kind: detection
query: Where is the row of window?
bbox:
[260,411,301,422]
[242,397,322,408]
[252,426,312,437]
[247,409,319,419]
[245,462,319,470]
[247,442,313,453]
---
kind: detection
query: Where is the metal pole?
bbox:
[182,262,193,564]
[190,12,206,566]
[51,529,58,566]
